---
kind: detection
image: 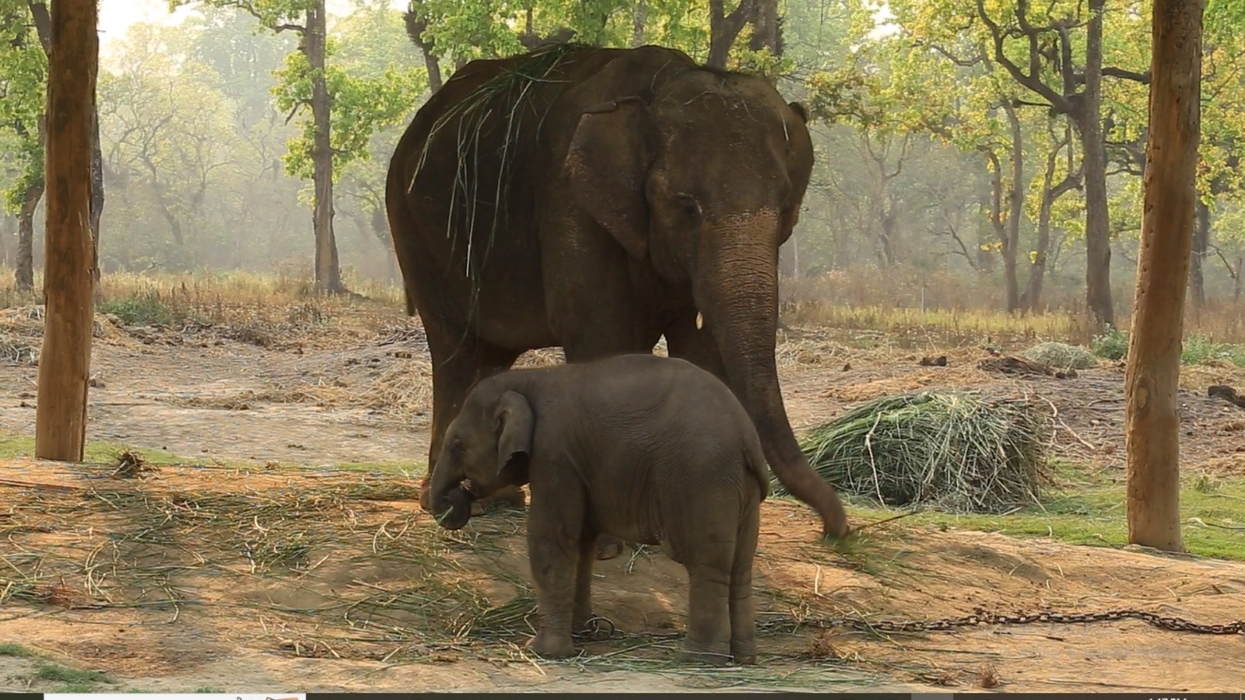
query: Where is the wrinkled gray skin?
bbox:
[430,354,769,665]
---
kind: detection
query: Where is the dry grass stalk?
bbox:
[110,450,158,480]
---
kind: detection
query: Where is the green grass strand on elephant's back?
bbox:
[784,391,1051,514]
[416,43,588,270]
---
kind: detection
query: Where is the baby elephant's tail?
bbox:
[743,434,771,503]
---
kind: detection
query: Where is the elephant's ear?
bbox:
[788,101,810,124]
[495,390,535,477]
[564,98,652,261]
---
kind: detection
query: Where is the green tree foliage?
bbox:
[3,0,1242,317]
[0,1,45,212]
[0,0,49,290]
[271,19,425,184]
[801,0,1245,315]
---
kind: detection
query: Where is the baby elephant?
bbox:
[428,353,770,665]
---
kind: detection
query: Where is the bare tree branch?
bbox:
[975,0,1074,113]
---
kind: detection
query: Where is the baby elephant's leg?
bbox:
[527,494,586,659]
[572,532,597,631]
[728,501,761,665]
[677,538,735,666]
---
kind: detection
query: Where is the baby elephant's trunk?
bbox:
[428,451,475,530]
[432,485,475,530]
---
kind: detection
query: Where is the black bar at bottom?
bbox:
[306,687,1240,692]
[952,695,1241,700]
[306,687,916,692]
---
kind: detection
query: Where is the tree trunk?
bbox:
[35,0,98,462]
[1026,193,1055,314]
[632,0,646,47]
[0,215,9,268]
[1190,198,1209,309]
[90,107,103,284]
[984,148,1020,313]
[306,0,344,294]
[878,210,898,267]
[19,2,51,293]
[1124,0,1202,553]
[708,0,756,69]
[749,0,779,53]
[16,180,43,292]
[1080,0,1114,327]
[403,3,442,93]
[976,193,996,272]
[1026,133,1080,313]
[1003,103,1023,314]
[371,205,399,283]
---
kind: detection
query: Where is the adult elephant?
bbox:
[385,43,851,541]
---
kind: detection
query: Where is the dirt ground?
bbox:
[1,305,1244,693]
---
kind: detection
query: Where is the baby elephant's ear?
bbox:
[495,391,534,475]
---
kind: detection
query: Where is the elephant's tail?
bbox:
[743,434,771,503]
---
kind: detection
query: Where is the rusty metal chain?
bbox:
[826,608,1245,636]
[575,608,1244,641]
[573,615,618,641]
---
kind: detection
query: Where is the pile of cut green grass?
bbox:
[783,391,1052,513]
[1022,341,1098,370]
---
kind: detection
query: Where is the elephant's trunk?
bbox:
[698,213,851,539]
[428,447,474,530]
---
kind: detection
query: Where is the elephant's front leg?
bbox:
[526,492,587,659]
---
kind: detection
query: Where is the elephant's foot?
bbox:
[730,639,758,666]
[417,474,433,512]
[527,631,576,659]
[677,638,732,666]
[594,535,626,561]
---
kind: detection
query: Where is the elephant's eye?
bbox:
[675,193,702,224]
[449,438,465,458]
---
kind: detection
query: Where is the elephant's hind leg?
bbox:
[572,528,597,631]
[728,500,761,665]
[676,539,735,666]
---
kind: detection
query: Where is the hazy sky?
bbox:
[99,0,191,52]
[97,0,405,56]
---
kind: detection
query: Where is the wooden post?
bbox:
[1124,0,1203,551]
[35,0,99,462]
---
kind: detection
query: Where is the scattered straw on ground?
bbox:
[1,456,1244,692]
[0,458,871,673]
[0,335,38,366]
[109,450,159,479]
